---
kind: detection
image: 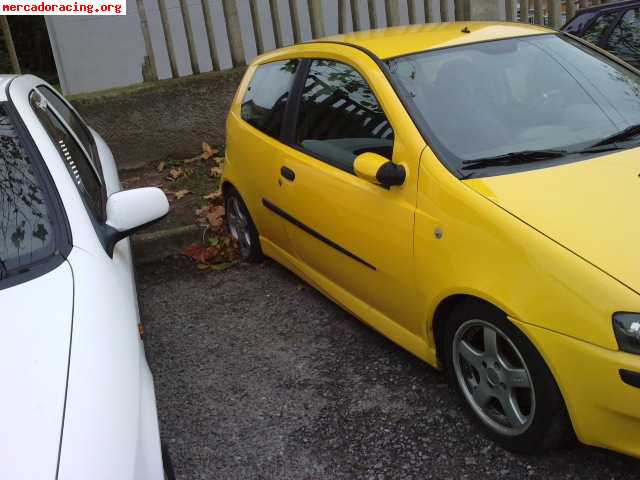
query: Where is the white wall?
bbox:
[48,0,466,94]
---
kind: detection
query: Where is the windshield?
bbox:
[388,34,640,176]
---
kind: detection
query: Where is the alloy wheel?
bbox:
[452,319,536,436]
[226,195,252,258]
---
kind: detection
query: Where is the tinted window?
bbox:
[607,8,640,66]
[389,34,640,177]
[31,90,104,219]
[241,60,298,138]
[0,105,55,277]
[296,60,394,174]
[582,12,619,45]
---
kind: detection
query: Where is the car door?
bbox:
[604,7,640,68]
[229,59,301,252]
[268,52,426,335]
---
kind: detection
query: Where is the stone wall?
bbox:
[70,67,247,170]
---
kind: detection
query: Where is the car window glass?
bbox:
[583,12,619,45]
[607,8,640,66]
[296,60,394,175]
[0,104,55,276]
[389,34,640,175]
[31,90,104,220]
[241,60,299,139]
[36,86,101,176]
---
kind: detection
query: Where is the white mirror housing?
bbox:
[104,187,169,255]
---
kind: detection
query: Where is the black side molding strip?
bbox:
[620,369,640,389]
[262,198,376,271]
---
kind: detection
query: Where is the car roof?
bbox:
[312,22,552,59]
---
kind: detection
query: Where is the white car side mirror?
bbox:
[105,187,169,255]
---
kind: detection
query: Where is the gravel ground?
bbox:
[138,257,639,480]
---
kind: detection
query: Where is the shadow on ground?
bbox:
[138,258,638,480]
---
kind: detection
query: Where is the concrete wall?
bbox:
[48,0,459,95]
[70,67,246,169]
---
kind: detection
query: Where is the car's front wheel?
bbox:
[443,299,573,453]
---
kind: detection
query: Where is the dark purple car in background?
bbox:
[562,0,640,68]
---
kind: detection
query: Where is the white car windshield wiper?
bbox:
[461,149,567,170]
[589,123,640,148]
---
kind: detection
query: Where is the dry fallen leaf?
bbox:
[174,189,191,200]
[203,191,221,201]
[201,142,219,160]
[156,161,166,173]
[206,205,225,228]
[209,166,223,178]
[166,168,183,181]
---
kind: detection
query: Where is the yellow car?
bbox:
[222,22,640,459]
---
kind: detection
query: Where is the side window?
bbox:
[0,104,55,276]
[241,60,299,139]
[296,60,394,175]
[607,8,640,66]
[582,12,619,45]
[37,86,101,177]
[30,90,105,220]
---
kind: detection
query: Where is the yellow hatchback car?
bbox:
[222,22,640,459]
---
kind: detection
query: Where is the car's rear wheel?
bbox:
[443,299,573,453]
[224,187,263,262]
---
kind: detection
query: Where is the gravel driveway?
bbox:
[138,258,639,479]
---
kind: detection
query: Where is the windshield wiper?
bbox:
[461,149,567,170]
[589,123,640,148]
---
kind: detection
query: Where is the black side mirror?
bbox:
[354,152,406,188]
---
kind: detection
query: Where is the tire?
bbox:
[162,443,176,480]
[442,299,574,453]
[224,187,263,263]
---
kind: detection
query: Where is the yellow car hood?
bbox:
[464,150,640,294]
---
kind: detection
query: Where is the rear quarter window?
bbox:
[241,60,299,139]
[0,104,55,278]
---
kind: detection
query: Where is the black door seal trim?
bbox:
[262,198,376,271]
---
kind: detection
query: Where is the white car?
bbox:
[0,75,171,479]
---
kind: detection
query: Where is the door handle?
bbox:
[280,166,296,182]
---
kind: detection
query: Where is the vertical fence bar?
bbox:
[249,0,264,55]
[424,0,432,22]
[269,0,285,47]
[202,0,220,69]
[350,0,362,30]
[179,0,199,74]
[222,0,246,67]
[339,0,349,33]
[439,0,448,21]
[505,0,515,21]
[566,0,577,19]
[157,0,179,77]
[135,0,158,80]
[289,0,303,43]
[454,0,464,21]
[519,0,529,22]
[368,0,378,28]
[407,0,418,24]
[534,0,544,25]
[578,0,589,8]
[547,0,561,28]
[308,0,325,38]
[385,0,401,26]
[0,17,19,74]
